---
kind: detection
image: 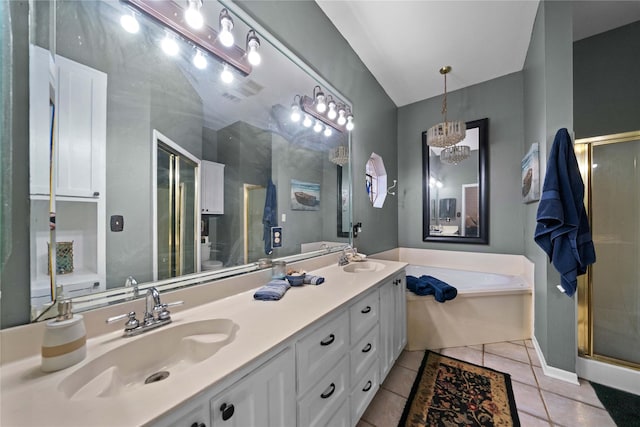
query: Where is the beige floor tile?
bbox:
[484,353,537,386]
[525,339,535,349]
[526,346,542,367]
[511,380,548,420]
[485,341,531,364]
[541,390,616,427]
[533,367,604,408]
[518,411,552,426]
[381,365,418,399]
[439,346,483,366]
[356,420,374,427]
[361,388,407,427]
[510,339,526,347]
[395,350,425,372]
[468,344,483,351]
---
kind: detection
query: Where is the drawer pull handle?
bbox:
[362,343,372,353]
[320,334,335,346]
[191,423,206,427]
[321,383,336,399]
[363,381,372,392]
[361,306,371,314]
[220,403,234,421]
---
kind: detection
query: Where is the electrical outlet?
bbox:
[271,227,282,248]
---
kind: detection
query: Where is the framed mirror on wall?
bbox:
[24,0,354,322]
[422,118,489,244]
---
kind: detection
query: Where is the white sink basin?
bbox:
[59,318,238,399]
[343,261,385,273]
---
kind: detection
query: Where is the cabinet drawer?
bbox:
[350,358,380,426]
[326,399,350,427]
[350,324,379,385]
[296,311,348,395]
[349,289,379,344]
[298,355,349,427]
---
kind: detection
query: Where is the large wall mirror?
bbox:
[27,0,352,321]
[422,118,488,244]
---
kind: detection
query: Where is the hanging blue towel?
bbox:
[262,178,278,255]
[534,128,596,296]
[253,279,290,301]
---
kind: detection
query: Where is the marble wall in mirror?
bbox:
[422,118,488,244]
[28,0,352,320]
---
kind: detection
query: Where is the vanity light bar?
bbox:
[123,0,252,76]
[300,95,348,133]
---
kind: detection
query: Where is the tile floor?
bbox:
[358,340,617,427]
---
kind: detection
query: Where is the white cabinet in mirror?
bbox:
[24,0,354,322]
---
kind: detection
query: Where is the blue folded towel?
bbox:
[303,274,325,285]
[253,279,290,301]
[406,275,457,302]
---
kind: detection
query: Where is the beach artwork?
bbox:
[522,143,540,203]
[291,179,320,211]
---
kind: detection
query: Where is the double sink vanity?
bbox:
[0,258,407,426]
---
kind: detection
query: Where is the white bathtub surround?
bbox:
[372,248,534,350]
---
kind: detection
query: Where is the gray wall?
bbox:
[238,0,399,255]
[523,1,576,372]
[1,1,32,328]
[574,20,640,139]
[398,73,525,254]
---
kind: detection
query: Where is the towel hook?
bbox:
[387,179,398,196]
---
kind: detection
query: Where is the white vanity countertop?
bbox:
[0,259,406,427]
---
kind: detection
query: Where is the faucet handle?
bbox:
[106,311,139,331]
[157,301,184,321]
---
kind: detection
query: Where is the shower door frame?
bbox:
[575,129,640,371]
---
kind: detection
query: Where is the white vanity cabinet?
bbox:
[209,347,295,426]
[201,160,225,214]
[151,347,295,427]
[379,272,407,379]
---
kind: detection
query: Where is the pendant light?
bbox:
[426,66,466,148]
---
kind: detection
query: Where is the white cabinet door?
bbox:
[379,271,407,380]
[393,273,407,359]
[201,160,224,214]
[210,347,295,427]
[55,55,107,198]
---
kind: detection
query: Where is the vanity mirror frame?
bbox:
[26,0,354,322]
[421,118,489,244]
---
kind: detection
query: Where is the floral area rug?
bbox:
[399,351,520,427]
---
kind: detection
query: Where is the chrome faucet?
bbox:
[338,245,357,266]
[124,275,138,299]
[106,286,183,337]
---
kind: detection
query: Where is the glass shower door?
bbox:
[578,132,640,368]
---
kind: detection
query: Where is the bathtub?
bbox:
[404,265,532,350]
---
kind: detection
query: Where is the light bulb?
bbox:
[337,109,346,126]
[184,1,203,29]
[120,13,139,34]
[346,115,354,131]
[246,31,261,66]
[313,120,322,133]
[316,93,326,113]
[290,104,301,122]
[193,50,207,69]
[302,114,312,128]
[324,126,332,137]
[219,9,235,47]
[436,180,443,188]
[220,65,234,84]
[327,101,337,120]
[161,35,180,56]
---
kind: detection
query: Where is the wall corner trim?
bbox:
[532,335,579,384]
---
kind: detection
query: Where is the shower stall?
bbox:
[575,130,640,392]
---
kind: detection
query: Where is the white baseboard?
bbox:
[577,356,640,395]
[532,336,579,384]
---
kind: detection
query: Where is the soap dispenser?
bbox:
[41,299,87,372]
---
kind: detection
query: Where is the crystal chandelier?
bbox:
[426,66,466,148]
[440,145,470,165]
[329,145,349,166]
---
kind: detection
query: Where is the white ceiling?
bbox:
[316,1,640,107]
